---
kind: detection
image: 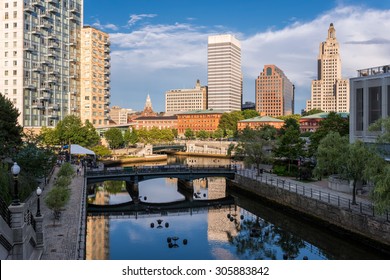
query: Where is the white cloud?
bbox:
[91,19,119,31]
[107,5,390,113]
[126,14,157,27]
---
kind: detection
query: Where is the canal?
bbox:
[85,156,387,260]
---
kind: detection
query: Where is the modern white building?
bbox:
[0,0,83,130]
[349,64,390,148]
[165,79,207,115]
[207,34,242,112]
[306,23,349,113]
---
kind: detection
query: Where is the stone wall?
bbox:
[229,175,390,251]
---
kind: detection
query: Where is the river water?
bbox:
[85,156,388,260]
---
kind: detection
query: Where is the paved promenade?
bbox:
[30,165,378,260]
[31,165,85,260]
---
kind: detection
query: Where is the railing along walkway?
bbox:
[236,168,389,222]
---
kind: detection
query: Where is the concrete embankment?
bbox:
[228,174,390,255]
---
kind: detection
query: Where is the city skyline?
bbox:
[84,0,390,114]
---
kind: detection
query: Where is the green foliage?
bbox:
[92,145,111,158]
[196,130,209,140]
[241,110,259,120]
[235,126,276,175]
[276,114,301,123]
[43,115,100,148]
[279,118,300,136]
[104,128,124,149]
[44,163,72,221]
[313,132,349,178]
[56,162,74,178]
[272,165,286,176]
[184,128,195,140]
[0,163,12,205]
[309,112,349,156]
[212,128,224,139]
[302,108,324,116]
[370,164,390,214]
[218,111,245,133]
[14,143,56,179]
[274,125,305,173]
[0,93,23,157]
[136,128,174,144]
[123,129,139,147]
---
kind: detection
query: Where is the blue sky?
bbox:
[84,0,390,114]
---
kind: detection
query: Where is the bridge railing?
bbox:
[86,164,235,177]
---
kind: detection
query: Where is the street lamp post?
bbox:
[36,186,42,217]
[11,162,21,206]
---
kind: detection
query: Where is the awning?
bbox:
[70,144,95,156]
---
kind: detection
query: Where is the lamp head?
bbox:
[11,162,20,176]
[36,186,42,196]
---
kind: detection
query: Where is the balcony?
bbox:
[40,60,52,66]
[47,104,60,111]
[39,13,51,20]
[105,101,111,106]
[48,43,59,49]
[24,45,36,53]
[68,15,80,23]
[48,70,60,76]
[48,0,58,4]
[104,40,111,46]
[47,35,58,41]
[68,57,77,63]
[48,7,59,15]
[31,0,44,7]
[37,94,51,101]
[31,102,45,110]
[104,86,111,91]
[38,22,51,30]
[104,55,111,61]
[104,62,111,68]
[71,107,78,112]
[67,40,77,47]
[69,74,78,79]
[69,91,77,96]
[104,46,110,53]
[30,27,41,36]
[104,92,111,98]
[32,67,43,73]
[24,83,37,90]
[46,113,59,119]
[24,5,34,14]
[39,86,52,92]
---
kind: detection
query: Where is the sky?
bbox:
[83,0,390,114]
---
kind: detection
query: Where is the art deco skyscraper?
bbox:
[80,26,110,126]
[306,23,349,113]
[0,0,83,130]
[207,34,242,112]
[255,65,294,117]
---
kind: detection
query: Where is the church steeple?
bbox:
[144,94,153,111]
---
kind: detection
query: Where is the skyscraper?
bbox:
[80,26,111,126]
[306,23,349,113]
[255,64,294,117]
[0,0,83,130]
[207,34,242,112]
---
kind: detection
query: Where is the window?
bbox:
[369,86,382,125]
[356,88,363,131]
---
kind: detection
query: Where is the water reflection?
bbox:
[86,156,388,260]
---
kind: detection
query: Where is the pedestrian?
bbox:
[77,168,80,176]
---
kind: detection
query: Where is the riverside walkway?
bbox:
[30,165,384,260]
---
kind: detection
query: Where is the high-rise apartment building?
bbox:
[207,34,242,112]
[80,26,110,126]
[165,79,208,115]
[306,23,349,113]
[255,65,294,117]
[0,0,83,129]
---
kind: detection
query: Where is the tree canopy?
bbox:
[0,93,23,157]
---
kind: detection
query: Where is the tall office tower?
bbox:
[255,64,294,117]
[306,23,349,113]
[80,26,110,126]
[0,0,83,130]
[207,34,242,112]
[165,79,208,115]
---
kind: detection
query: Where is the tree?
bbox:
[218,111,244,134]
[313,132,349,178]
[0,93,23,157]
[274,125,305,174]
[91,145,111,158]
[242,110,259,120]
[341,141,374,205]
[196,130,209,140]
[80,120,100,148]
[235,126,276,175]
[104,128,124,149]
[302,108,324,116]
[212,128,224,139]
[309,112,349,156]
[184,128,195,140]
